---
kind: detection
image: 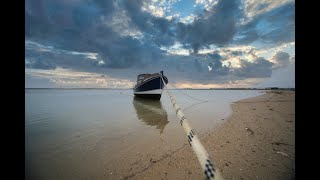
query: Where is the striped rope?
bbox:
[161,76,224,180]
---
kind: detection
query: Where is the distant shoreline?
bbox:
[25,88,295,91]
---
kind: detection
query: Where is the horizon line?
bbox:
[25,87,295,90]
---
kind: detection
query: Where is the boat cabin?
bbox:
[136,73,159,85]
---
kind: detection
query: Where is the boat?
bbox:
[133,97,169,134]
[133,71,168,100]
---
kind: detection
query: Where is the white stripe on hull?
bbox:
[134,89,163,95]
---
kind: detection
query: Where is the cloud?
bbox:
[26,57,57,70]
[105,9,143,38]
[235,1,295,46]
[290,55,295,63]
[25,68,135,88]
[143,4,165,17]
[121,0,177,47]
[25,0,293,69]
[179,14,196,24]
[234,57,273,78]
[26,2,170,69]
[143,0,181,16]
[243,0,293,20]
[195,0,219,11]
[176,0,243,53]
[257,63,295,88]
[270,51,291,69]
[255,41,295,59]
[25,0,295,88]
[25,40,106,70]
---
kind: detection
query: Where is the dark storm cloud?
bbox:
[176,0,243,54]
[25,0,294,86]
[25,0,102,39]
[166,52,230,81]
[25,0,103,47]
[235,57,273,78]
[235,2,295,46]
[147,51,275,85]
[92,0,115,15]
[222,49,244,57]
[121,0,176,47]
[153,54,230,84]
[25,0,168,69]
[204,52,230,76]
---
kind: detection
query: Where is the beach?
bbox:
[25,90,294,179]
[130,90,295,179]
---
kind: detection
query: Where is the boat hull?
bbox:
[134,93,162,100]
[133,75,167,100]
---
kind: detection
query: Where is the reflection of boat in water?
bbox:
[133,97,169,134]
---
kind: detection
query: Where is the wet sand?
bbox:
[26,90,264,180]
[129,90,295,179]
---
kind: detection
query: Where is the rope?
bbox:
[168,83,208,103]
[182,100,208,112]
[119,89,134,97]
[161,76,224,180]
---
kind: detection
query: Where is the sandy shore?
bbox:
[129,90,295,180]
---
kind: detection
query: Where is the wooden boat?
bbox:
[133,71,168,100]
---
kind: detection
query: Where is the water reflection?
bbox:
[133,97,169,134]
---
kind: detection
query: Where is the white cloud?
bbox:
[166,49,190,56]
[25,68,135,88]
[26,40,103,62]
[160,42,190,55]
[179,14,197,24]
[25,40,54,50]
[198,48,215,54]
[165,13,180,20]
[226,57,242,68]
[243,0,293,23]
[97,60,105,65]
[195,0,219,10]
[256,42,295,59]
[142,4,165,17]
[142,0,181,17]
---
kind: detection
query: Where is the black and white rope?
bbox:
[161,76,224,180]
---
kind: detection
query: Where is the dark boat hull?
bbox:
[134,94,162,100]
[133,75,168,100]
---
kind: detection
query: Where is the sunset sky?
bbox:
[25,0,295,88]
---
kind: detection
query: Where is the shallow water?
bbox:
[25,89,263,179]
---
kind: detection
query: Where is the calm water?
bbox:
[25,89,263,179]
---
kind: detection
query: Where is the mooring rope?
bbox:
[168,83,208,103]
[161,76,224,180]
[119,89,134,97]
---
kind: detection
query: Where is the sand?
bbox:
[128,90,295,180]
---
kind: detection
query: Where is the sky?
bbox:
[25,0,295,88]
